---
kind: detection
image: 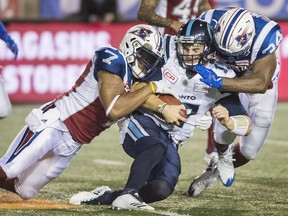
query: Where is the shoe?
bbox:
[217,145,235,187]
[69,186,112,205]
[204,150,219,165]
[111,189,154,211]
[188,156,218,197]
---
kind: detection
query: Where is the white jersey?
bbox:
[119,35,235,145]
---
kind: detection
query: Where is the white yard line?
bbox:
[153,210,190,216]
[265,139,288,147]
[93,159,126,166]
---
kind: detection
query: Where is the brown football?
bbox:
[154,94,188,121]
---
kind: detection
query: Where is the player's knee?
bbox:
[240,147,258,160]
[151,181,173,201]
[17,186,38,200]
[254,110,273,128]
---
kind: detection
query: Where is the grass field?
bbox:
[0,103,287,216]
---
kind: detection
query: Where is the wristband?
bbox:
[149,82,156,94]
[230,115,250,136]
[158,103,167,114]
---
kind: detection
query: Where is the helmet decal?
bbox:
[119,24,164,80]
[235,25,254,48]
[130,27,153,40]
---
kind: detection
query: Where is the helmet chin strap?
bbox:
[131,59,145,80]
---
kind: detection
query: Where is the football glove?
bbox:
[195,111,212,130]
[195,64,222,89]
[152,80,179,99]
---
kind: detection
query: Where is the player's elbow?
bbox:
[137,12,146,22]
[107,108,125,121]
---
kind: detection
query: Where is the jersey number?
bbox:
[102,49,118,65]
[172,0,194,22]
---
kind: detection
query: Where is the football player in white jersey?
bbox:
[188,8,283,196]
[0,21,18,119]
[0,24,187,200]
[68,19,251,211]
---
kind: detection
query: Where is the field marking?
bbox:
[93,159,126,166]
[154,210,190,216]
[265,139,288,147]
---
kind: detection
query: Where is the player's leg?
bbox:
[0,75,12,119]
[139,143,181,203]
[15,143,79,200]
[204,109,218,164]
[234,86,277,167]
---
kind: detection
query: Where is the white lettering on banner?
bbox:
[2,64,84,94]
[282,35,288,58]
[0,30,111,60]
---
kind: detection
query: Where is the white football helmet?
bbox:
[213,8,255,62]
[120,24,163,80]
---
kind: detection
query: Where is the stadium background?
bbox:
[0,0,287,103]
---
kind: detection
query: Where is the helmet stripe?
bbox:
[221,8,245,48]
[185,19,195,36]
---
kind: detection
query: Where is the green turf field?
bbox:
[0,103,287,216]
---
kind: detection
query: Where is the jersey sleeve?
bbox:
[93,47,127,81]
[255,20,283,59]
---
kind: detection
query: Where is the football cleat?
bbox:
[69,186,112,205]
[188,155,218,197]
[204,150,219,165]
[112,189,154,211]
[217,145,235,187]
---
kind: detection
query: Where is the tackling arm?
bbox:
[197,53,277,93]
[98,71,155,121]
[221,53,276,93]
[132,82,187,126]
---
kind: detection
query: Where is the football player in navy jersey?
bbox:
[0,24,186,201]
[69,19,252,211]
[188,8,283,196]
[0,21,18,119]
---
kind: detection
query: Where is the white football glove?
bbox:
[152,80,179,99]
[195,111,212,130]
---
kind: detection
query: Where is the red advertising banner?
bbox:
[278,21,288,101]
[0,21,287,103]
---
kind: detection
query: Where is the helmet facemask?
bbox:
[129,44,163,80]
[120,24,164,81]
[176,38,209,71]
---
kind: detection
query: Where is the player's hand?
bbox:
[162,104,187,126]
[212,105,233,130]
[152,80,179,98]
[195,64,222,88]
[3,34,18,59]
[195,111,212,130]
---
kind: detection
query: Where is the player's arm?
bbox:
[0,21,18,59]
[196,53,276,93]
[198,0,212,15]
[212,105,251,136]
[132,82,187,126]
[221,53,276,93]
[98,71,155,121]
[137,0,182,33]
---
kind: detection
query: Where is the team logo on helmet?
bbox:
[130,27,153,40]
[235,26,253,47]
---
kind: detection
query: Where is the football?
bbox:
[154,94,188,121]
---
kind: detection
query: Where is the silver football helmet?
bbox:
[213,8,256,63]
[120,24,163,80]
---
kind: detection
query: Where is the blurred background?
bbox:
[0,0,287,104]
